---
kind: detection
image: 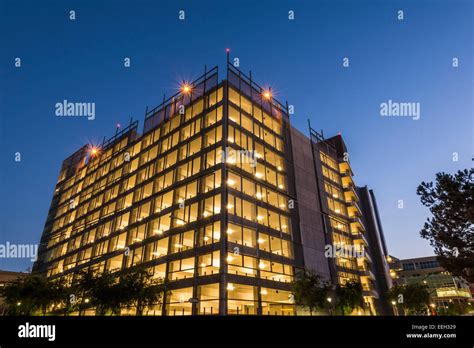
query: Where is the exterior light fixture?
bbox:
[327,297,332,303]
[181,82,192,94]
[391,301,396,305]
[89,146,100,156]
[262,89,272,100]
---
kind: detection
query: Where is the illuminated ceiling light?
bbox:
[260,289,268,295]
[256,192,262,199]
[335,209,341,213]
[226,229,233,235]
[228,137,234,143]
[154,229,163,235]
[277,166,282,171]
[84,298,90,304]
[227,283,234,291]
[226,204,233,210]
[332,193,338,198]
[201,263,207,267]
[176,220,185,226]
[262,89,272,100]
[203,236,209,241]
[279,203,286,208]
[257,215,264,221]
[174,243,183,248]
[257,238,264,244]
[278,184,284,189]
[203,211,210,217]
[282,225,287,229]
[259,262,266,269]
[255,172,263,179]
[227,179,235,186]
[226,255,233,262]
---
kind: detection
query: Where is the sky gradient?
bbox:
[1,0,472,271]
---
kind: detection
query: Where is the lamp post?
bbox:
[391,300,399,316]
[327,297,333,316]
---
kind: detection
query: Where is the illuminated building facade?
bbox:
[389,256,472,313]
[291,128,391,315]
[34,61,390,315]
[34,63,301,315]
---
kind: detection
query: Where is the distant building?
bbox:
[0,270,28,315]
[388,256,472,313]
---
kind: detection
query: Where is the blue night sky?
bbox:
[1,0,472,271]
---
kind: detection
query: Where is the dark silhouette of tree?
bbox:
[417,169,474,282]
[76,270,122,316]
[0,275,64,315]
[335,280,363,316]
[388,284,430,315]
[291,270,330,315]
[118,267,167,315]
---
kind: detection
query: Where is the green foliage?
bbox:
[117,268,167,315]
[335,280,363,315]
[388,283,430,315]
[417,169,474,282]
[0,275,64,315]
[291,270,330,315]
[76,270,123,316]
[0,267,167,316]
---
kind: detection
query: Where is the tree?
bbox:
[291,270,330,315]
[118,267,167,316]
[0,275,65,315]
[388,284,430,315]
[335,280,363,316]
[76,270,122,316]
[417,169,474,282]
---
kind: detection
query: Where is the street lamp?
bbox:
[391,300,399,316]
[327,297,333,316]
